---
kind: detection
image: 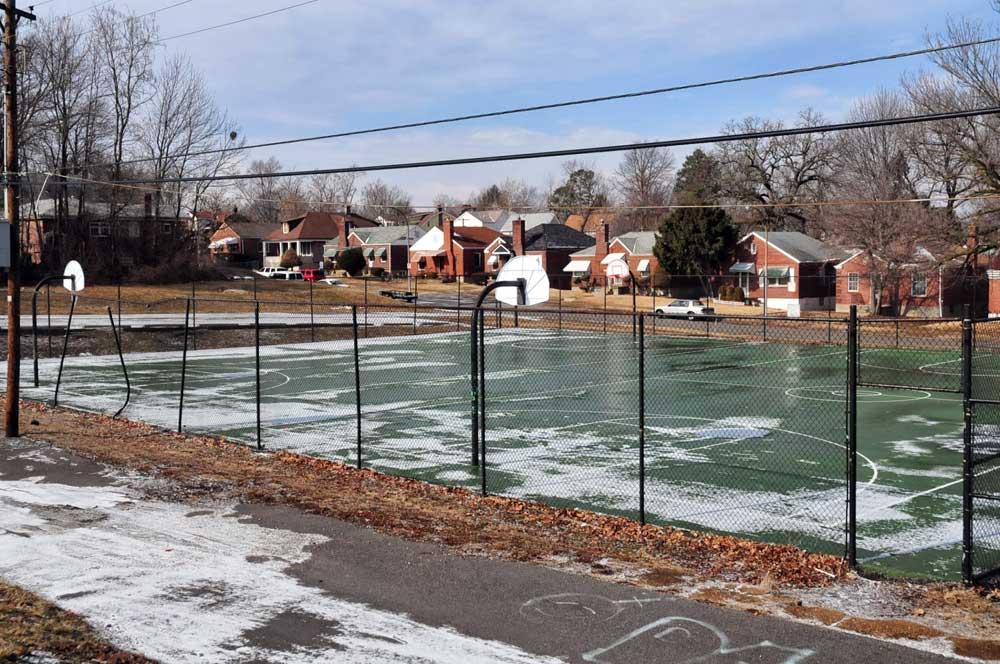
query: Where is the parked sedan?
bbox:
[654,299,717,321]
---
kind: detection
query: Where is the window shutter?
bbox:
[788,267,796,292]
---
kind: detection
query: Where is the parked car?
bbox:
[300,268,324,282]
[273,269,304,281]
[654,299,717,321]
[253,266,281,279]
[319,277,349,287]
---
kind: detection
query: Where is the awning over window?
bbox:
[729,262,755,274]
[564,259,591,273]
[376,247,388,259]
[363,248,375,258]
[600,252,626,265]
[637,259,650,272]
[761,266,790,278]
[410,250,444,260]
[208,237,239,249]
[323,243,341,258]
[487,254,499,265]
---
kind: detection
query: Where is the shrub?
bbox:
[280,248,302,269]
[369,267,385,278]
[336,247,365,276]
[578,279,591,292]
[466,272,489,286]
[129,254,225,284]
[731,286,744,301]
[426,271,439,280]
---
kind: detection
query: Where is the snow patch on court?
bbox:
[0,478,559,663]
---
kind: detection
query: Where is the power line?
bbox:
[158,0,317,42]
[109,105,1000,185]
[41,170,1000,213]
[73,33,1000,171]
[138,0,195,19]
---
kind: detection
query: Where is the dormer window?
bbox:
[750,242,757,255]
[282,223,290,233]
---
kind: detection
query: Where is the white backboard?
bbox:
[605,258,630,278]
[495,256,549,306]
[63,260,85,293]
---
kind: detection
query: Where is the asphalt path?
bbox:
[0,439,960,663]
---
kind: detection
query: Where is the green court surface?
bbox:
[20,327,976,580]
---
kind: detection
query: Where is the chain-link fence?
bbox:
[23,286,1000,583]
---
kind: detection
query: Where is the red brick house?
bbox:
[208,215,278,266]
[343,225,424,276]
[564,225,659,291]
[264,211,377,269]
[728,231,845,312]
[407,218,505,278]
[505,221,595,290]
[841,227,987,317]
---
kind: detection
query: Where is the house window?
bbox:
[912,273,928,297]
[160,221,174,234]
[762,268,789,287]
[119,255,134,267]
[126,222,140,238]
[265,243,280,257]
[847,272,860,293]
[89,221,110,238]
[750,242,757,255]
[298,242,312,257]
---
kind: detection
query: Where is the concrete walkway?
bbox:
[0,439,960,663]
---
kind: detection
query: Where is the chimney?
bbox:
[339,216,351,249]
[512,217,525,256]
[596,223,609,261]
[442,217,454,276]
[143,193,152,219]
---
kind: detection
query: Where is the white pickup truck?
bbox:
[654,299,718,321]
[253,266,281,279]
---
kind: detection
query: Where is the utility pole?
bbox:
[3,0,35,438]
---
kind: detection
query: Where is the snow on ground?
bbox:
[0,471,559,663]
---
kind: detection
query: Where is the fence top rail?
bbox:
[861,316,964,324]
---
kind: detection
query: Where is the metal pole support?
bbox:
[177,298,191,432]
[639,313,646,525]
[107,307,131,419]
[52,294,76,407]
[352,305,362,468]
[846,304,858,568]
[255,301,262,449]
[962,312,974,585]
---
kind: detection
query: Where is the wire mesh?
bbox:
[858,318,963,393]
[643,313,849,555]
[970,318,1000,583]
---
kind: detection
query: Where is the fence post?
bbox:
[412,278,418,334]
[353,305,362,469]
[191,282,197,351]
[46,283,52,356]
[652,288,656,335]
[255,301,262,449]
[558,288,562,331]
[895,318,900,349]
[846,304,858,568]
[470,306,479,466]
[479,309,487,496]
[962,312,974,585]
[639,313,646,526]
[309,279,315,342]
[52,295,77,407]
[457,277,462,331]
[177,298,190,432]
[364,277,369,338]
[828,311,832,344]
[603,282,607,336]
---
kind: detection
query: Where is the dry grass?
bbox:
[0,580,151,663]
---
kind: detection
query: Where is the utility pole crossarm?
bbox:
[0,3,36,21]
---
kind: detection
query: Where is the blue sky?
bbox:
[35,0,1000,204]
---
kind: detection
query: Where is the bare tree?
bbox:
[308,172,363,213]
[473,178,541,210]
[714,109,836,233]
[361,179,412,223]
[826,91,953,313]
[237,157,300,223]
[613,145,674,231]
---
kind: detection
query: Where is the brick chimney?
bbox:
[968,223,979,265]
[338,216,351,249]
[143,193,152,219]
[442,217,454,276]
[512,217,525,256]
[595,223,609,261]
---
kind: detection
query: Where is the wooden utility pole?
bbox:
[3,0,35,438]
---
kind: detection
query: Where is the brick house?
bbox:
[342,225,424,276]
[263,211,378,269]
[407,218,505,278]
[22,194,190,273]
[208,215,278,267]
[727,231,845,312]
[841,227,987,317]
[508,221,595,290]
[564,225,659,291]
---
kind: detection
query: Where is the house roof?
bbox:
[452,226,503,248]
[744,231,848,263]
[350,225,424,246]
[569,231,657,258]
[211,217,277,242]
[412,210,456,230]
[266,211,377,241]
[28,197,184,221]
[523,224,595,252]
[456,209,560,233]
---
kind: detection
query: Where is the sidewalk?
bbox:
[0,438,961,663]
